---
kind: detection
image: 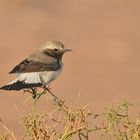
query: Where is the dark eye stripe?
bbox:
[54,48,58,51]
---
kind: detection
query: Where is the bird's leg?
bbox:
[23,88,37,99]
[35,87,46,100]
[42,85,58,100]
[23,88,33,94]
[34,85,50,100]
[43,86,65,107]
[30,87,38,99]
[43,85,55,97]
[47,88,58,100]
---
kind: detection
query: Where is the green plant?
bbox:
[0,88,139,140]
[95,100,140,140]
[22,88,93,140]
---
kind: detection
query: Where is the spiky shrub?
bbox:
[22,88,94,140]
[0,88,140,140]
[95,100,140,140]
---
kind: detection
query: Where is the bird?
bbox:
[0,41,72,91]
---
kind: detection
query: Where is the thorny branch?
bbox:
[22,87,93,140]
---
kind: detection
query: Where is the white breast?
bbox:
[39,61,63,85]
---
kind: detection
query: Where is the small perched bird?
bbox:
[0,41,72,91]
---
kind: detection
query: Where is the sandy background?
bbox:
[0,0,140,139]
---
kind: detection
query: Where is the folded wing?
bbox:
[9,59,60,74]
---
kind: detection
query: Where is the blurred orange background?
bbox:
[0,0,140,139]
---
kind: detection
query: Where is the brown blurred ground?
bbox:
[0,0,140,139]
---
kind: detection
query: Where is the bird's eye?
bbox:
[54,48,58,51]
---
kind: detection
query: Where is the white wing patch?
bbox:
[9,72,41,84]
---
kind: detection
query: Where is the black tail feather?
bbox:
[0,81,42,91]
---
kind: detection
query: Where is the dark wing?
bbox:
[9,59,60,74]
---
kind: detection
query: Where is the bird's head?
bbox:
[39,41,72,59]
